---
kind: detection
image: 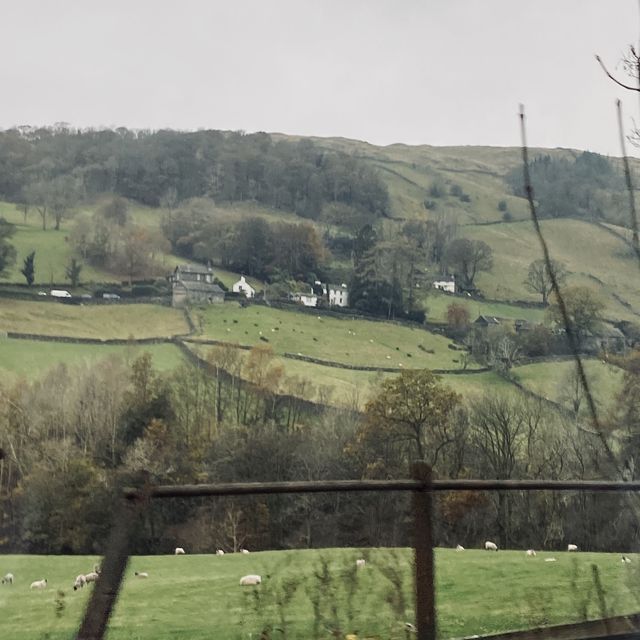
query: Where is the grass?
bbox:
[0,300,189,339]
[462,219,640,321]
[0,548,638,639]
[513,358,624,415]
[425,290,546,324]
[191,302,475,371]
[0,337,185,383]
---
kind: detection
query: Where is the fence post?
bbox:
[412,461,436,640]
[76,485,150,640]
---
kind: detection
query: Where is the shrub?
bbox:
[498,199,508,212]
[460,194,471,203]
[429,184,445,198]
[423,199,437,210]
[502,211,513,222]
[450,184,463,197]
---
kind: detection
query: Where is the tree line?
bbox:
[1,346,637,555]
[0,126,389,224]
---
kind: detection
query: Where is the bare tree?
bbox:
[524,259,568,305]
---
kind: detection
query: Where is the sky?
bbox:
[1,0,639,154]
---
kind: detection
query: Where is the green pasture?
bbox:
[0,337,185,383]
[1,549,638,639]
[425,290,546,324]
[0,300,189,339]
[513,358,624,415]
[463,219,640,321]
[191,303,474,371]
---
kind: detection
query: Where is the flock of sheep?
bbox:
[456,541,631,564]
[0,547,260,592]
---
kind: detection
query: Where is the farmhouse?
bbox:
[171,264,224,307]
[432,277,456,293]
[324,283,349,307]
[474,315,500,328]
[291,291,318,307]
[232,276,256,299]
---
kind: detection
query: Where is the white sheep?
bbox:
[30,578,47,589]
[84,571,100,584]
[567,544,578,552]
[356,559,366,568]
[134,571,149,578]
[216,549,225,556]
[545,558,557,562]
[239,574,261,586]
[455,545,465,552]
[1,572,14,585]
[73,574,87,591]
[240,548,250,554]
[175,547,186,555]
[526,549,537,557]
[622,556,632,564]
[484,541,498,551]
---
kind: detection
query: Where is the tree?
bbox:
[20,251,35,286]
[0,218,16,276]
[24,181,51,230]
[447,303,470,332]
[548,286,605,344]
[65,257,83,287]
[50,175,82,230]
[444,238,493,290]
[358,369,462,465]
[99,196,129,226]
[524,259,568,305]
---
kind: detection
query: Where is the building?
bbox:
[171,264,224,307]
[327,283,349,307]
[473,315,501,328]
[232,276,256,299]
[432,277,456,294]
[291,291,318,307]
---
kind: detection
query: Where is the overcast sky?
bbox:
[1,0,639,154]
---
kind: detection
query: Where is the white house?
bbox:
[328,283,349,307]
[432,277,456,294]
[291,291,318,307]
[232,276,256,299]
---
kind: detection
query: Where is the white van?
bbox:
[50,289,72,298]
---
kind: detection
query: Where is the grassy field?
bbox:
[425,290,546,324]
[513,358,624,415]
[1,549,638,639]
[191,303,475,371]
[0,300,190,339]
[0,337,185,383]
[462,219,640,321]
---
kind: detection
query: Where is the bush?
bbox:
[213,277,228,292]
[450,184,463,197]
[460,194,471,203]
[429,184,445,198]
[405,309,426,323]
[502,211,513,222]
[131,284,159,297]
[423,199,437,210]
[498,199,508,212]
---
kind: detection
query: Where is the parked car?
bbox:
[81,293,92,300]
[37,291,47,296]
[50,289,72,298]
[102,293,121,300]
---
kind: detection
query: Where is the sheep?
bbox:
[174,547,186,555]
[622,556,632,564]
[526,549,537,557]
[545,558,557,562]
[239,574,261,586]
[30,578,47,590]
[84,571,100,584]
[134,571,149,578]
[240,548,250,554]
[73,574,87,591]
[484,541,498,551]
[216,549,225,556]
[2,572,14,585]
[356,559,366,568]
[567,544,578,552]
[455,545,465,552]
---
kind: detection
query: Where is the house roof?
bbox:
[474,315,500,325]
[175,281,224,294]
[175,264,213,275]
